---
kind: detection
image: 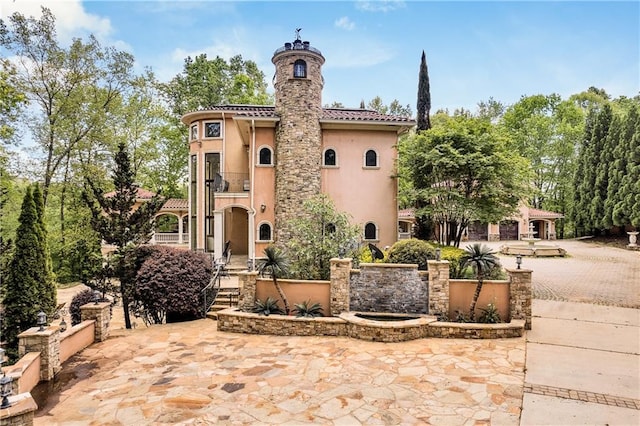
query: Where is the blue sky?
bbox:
[1,0,638,114]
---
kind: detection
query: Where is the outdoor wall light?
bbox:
[260,203,266,213]
[516,255,523,270]
[435,248,441,261]
[94,290,101,305]
[59,318,67,333]
[0,349,12,409]
[37,311,47,332]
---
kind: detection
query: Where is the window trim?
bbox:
[363,149,379,169]
[203,120,223,139]
[190,124,199,141]
[257,145,274,167]
[322,147,338,168]
[257,221,273,242]
[364,222,378,241]
[293,59,307,78]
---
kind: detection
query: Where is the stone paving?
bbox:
[489,239,640,308]
[35,320,525,425]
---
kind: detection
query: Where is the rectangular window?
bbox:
[190,155,197,250]
[204,121,222,138]
[190,124,198,141]
[204,153,221,251]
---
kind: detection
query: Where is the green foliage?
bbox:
[257,245,291,315]
[438,245,466,278]
[252,297,285,316]
[32,183,57,317]
[0,60,26,144]
[132,246,212,324]
[358,245,387,264]
[293,300,324,318]
[284,194,360,281]
[366,96,412,117]
[83,142,165,329]
[416,50,431,131]
[460,243,500,321]
[402,112,532,247]
[69,288,97,326]
[386,239,435,270]
[478,303,502,324]
[1,186,55,361]
[454,310,470,323]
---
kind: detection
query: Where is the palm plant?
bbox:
[460,243,500,321]
[256,245,291,314]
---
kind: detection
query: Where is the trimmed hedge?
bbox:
[386,239,435,270]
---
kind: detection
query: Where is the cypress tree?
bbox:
[618,107,640,227]
[84,142,164,329]
[32,183,56,316]
[416,50,431,131]
[604,113,625,229]
[1,188,43,361]
[589,104,613,233]
[572,109,596,236]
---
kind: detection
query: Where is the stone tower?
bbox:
[272,31,325,242]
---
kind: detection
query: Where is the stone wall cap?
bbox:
[359,262,418,269]
[0,392,37,417]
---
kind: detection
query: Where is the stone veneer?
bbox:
[80,301,111,342]
[272,41,325,243]
[507,268,532,329]
[350,263,428,314]
[330,258,351,314]
[0,393,37,426]
[427,260,450,316]
[17,327,60,381]
[237,271,259,312]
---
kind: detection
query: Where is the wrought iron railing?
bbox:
[201,266,223,316]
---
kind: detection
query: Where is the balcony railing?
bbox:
[153,233,187,244]
[213,172,250,193]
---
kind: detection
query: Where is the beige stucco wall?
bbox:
[255,278,332,316]
[59,321,95,364]
[321,129,398,249]
[449,280,510,320]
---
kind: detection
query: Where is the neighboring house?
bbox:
[399,205,564,242]
[181,35,415,263]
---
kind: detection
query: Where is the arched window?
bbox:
[258,223,272,241]
[258,146,273,165]
[364,222,377,240]
[293,59,307,78]
[323,148,337,166]
[364,149,378,167]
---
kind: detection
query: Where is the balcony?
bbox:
[213,172,250,193]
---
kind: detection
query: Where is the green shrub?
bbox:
[438,245,466,278]
[386,239,435,270]
[293,300,324,318]
[253,297,285,316]
[357,245,387,264]
[133,246,212,324]
[478,303,502,323]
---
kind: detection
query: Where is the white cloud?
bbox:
[1,0,114,46]
[355,0,406,13]
[335,16,355,31]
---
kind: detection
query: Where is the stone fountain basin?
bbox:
[500,244,566,257]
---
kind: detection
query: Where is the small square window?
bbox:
[205,122,221,138]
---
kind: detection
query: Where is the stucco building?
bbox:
[180,35,414,264]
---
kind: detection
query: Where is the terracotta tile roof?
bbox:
[399,209,415,219]
[192,105,415,124]
[162,198,188,210]
[528,208,564,219]
[104,188,157,199]
[322,108,414,124]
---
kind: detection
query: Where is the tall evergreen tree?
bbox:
[588,104,613,233]
[1,187,51,361]
[618,107,640,228]
[572,109,597,236]
[31,183,56,316]
[84,142,165,329]
[416,51,431,131]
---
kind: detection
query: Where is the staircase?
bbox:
[205,255,250,320]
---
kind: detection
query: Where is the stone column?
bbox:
[237,271,258,312]
[17,327,60,382]
[0,393,37,426]
[330,258,352,316]
[80,302,111,342]
[507,268,532,330]
[427,260,450,317]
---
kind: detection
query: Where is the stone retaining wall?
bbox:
[349,263,428,314]
[217,308,525,342]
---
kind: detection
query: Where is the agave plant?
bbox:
[293,300,324,318]
[252,297,285,316]
[460,243,500,321]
